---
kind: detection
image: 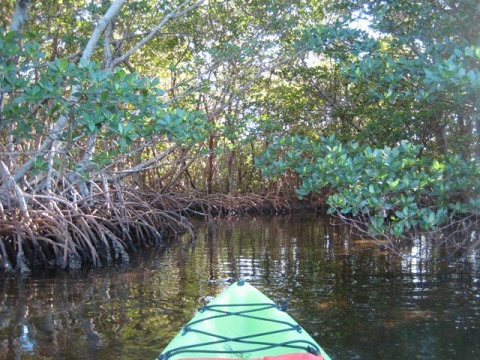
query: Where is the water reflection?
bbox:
[0,214,479,359]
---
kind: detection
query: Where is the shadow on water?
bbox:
[0,214,479,359]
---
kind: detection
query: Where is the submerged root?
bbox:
[0,187,194,274]
[0,183,321,274]
[152,191,317,218]
[333,211,480,261]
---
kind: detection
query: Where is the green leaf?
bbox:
[388,179,400,189]
[475,47,480,60]
[58,58,68,72]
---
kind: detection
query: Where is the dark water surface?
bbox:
[1,215,479,359]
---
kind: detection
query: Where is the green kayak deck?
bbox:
[159,281,331,360]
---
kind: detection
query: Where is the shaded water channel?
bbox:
[1,214,479,359]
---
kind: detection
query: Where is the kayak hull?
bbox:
[159,281,331,360]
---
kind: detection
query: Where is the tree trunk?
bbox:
[10,0,30,33]
[207,134,216,193]
[13,0,126,184]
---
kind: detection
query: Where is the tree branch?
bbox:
[12,0,126,183]
[10,0,30,33]
[81,0,125,63]
[109,0,205,69]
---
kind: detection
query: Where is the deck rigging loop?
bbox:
[160,302,321,360]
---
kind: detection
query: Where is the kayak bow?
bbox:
[158,280,331,360]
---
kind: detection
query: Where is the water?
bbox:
[0,215,479,359]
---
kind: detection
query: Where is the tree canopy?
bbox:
[0,0,479,272]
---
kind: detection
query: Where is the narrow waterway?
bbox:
[1,215,479,359]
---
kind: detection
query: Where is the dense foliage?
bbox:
[0,0,479,272]
[1,30,210,188]
[254,0,480,242]
[258,136,480,239]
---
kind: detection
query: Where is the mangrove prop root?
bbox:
[0,189,194,274]
[333,210,480,261]
[0,186,322,274]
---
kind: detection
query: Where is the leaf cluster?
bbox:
[1,29,210,175]
[294,0,480,156]
[257,135,480,238]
